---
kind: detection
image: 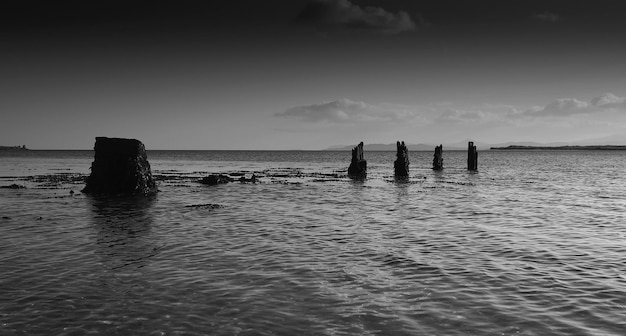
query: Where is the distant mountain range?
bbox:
[491,145,626,150]
[325,143,467,151]
[325,135,626,151]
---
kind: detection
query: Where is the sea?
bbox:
[1,149,625,336]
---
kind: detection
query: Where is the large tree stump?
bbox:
[394,141,409,177]
[433,144,443,170]
[467,141,478,171]
[82,137,158,195]
[347,142,367,177]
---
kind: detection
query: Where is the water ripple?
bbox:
[2,151,626,335]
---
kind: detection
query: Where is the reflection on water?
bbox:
[88,195,158,272]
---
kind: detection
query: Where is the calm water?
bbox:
[1,150,625,335]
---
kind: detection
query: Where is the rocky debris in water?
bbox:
[152,167,365,187]
[347,142,367,177]
[0,184,26,189]
[153,174,189,182]
[263,168,303,178]
[311,178,344,182]
[238,174,257,183]
[199,174,233,186]
[271,180,303,185]
[394,141,409,177]
[433,144,443,171]
[310,172,342,179]
[31,173,86,187]
[82,137,158,196]
[185,203,224,209]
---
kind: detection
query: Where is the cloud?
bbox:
[591,93,626,108]
[529,93,626,117]
[275,98,421,124]
[531,11,562,23]
[437,108,487,123]
[531,98,590,116]
[277,99,359,122]
[277,93,626,132]
[296,0,417,34]
[431,103,532,125]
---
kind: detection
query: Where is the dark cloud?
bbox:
[531,11,562,23]
[296,0,417,34]
[275,98,420,123]
[276,99,361,122]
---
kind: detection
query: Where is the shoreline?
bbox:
[490,145,626,150]
[0,146,29,151]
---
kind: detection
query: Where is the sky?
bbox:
[2,0,626,150]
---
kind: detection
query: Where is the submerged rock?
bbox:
[185,203,223,209]
[82,137,158,196]
[238,174,258,183]
[0,184,26,189]
[199,174,233,186]
[348,142,367,177]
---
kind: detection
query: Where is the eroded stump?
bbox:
[82,137,158,195]
[468,141,478,171]
[348,142,367,177]
[433,144,443,170]
[394,141,409,177]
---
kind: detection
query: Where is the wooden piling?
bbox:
[348,142,367,177]
[394,141,409,177]
[467,141,478,171]
[433,144,443,170]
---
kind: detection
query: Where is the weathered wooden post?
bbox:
[433,144,443,170]
[467,141,478,171]
[82,137,158,195]
[348,142,367,177]
[394,141,409,177]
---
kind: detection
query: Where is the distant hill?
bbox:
[325,136,626,151]
[325,143,473,151]
[0,145,29,151]
[488,141,569,148]
[491,145,626,150]
[489,134,626,148]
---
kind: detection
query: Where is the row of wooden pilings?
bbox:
[348,141,478,178]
